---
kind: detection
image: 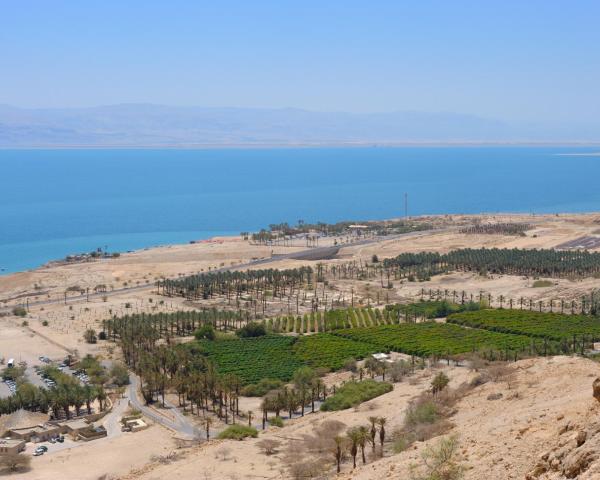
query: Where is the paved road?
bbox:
[128,373,201,440]
[0,228,444,314]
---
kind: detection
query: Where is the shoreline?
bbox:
[2,211,600,278]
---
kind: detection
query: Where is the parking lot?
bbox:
[24,435,78,458]
[1,354,88,399]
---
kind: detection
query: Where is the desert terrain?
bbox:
[1,212,600,479]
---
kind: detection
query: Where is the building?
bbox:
[7,424,60,443]
[0,439,26,455]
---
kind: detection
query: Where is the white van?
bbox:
[7,358,14,368]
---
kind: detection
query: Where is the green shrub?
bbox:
[532,280,553,288]
[320,380,393,411]
[236,322,266,338]
[217,424,258,440]
[12,307,27,317]
[194,325,216,341]
[404,400,439,428]
[268,416,284,427]
[241,378,284,397]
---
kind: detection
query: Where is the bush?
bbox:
[110,362,130,386]
[194,325,216,341]
[241,378,284,397]
[84,329,98,344]
[41,320,49,326]
[533,280,553,288]
[217,424,258,440]
[320,380,393,411]
[404,399,439,428]
[343,357,357,372]
[12,307,27,317]
[236,322,267,338]
[1,366,25,382]
[0,453,31,472]
[268,416,284,427]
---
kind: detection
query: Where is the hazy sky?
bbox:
[1,1,599,125]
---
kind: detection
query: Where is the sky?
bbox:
[1,1,599,126]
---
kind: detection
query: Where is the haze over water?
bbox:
[1,146,599,274]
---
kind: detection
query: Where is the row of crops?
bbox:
[264,307,394,333]
[447,309,600,342]
[263,301,473,334]
[179,305,600,385]
[383,248,600,278]
[331,323,533,357]
[188,334,376,384]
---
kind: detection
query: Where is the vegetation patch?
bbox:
[217,424,258,440]
[333,322,532,357]
[320,379,393,411]
[448,308,600,342]
[190,336,302,385]
[292,334,377,371]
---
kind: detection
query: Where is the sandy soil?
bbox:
[119,356,600,480]
[3,213,600,479]
[12,425,179,480]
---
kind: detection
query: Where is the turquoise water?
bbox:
[1,146,599,274]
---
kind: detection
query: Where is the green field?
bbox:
[332,322,533,357]
[448,309,600,342]
[292,334,377,370]
[191,336,303,384]
[189,333,376,384]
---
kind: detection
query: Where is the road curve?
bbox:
[128,374,202,440]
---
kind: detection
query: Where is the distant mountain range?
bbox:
[0,104,597,146]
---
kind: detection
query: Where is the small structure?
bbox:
[122,417,148,432]
[0,439,26,455]
[55,418,107,441]
[372,352,389,362]
[77,425,107,442]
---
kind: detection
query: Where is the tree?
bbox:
[203,416,214,440]
[431,372,450,395]
[194,325,216,341]
[293,367,316,416]
[411,435,463,480]
[347,427,361,469]
[368,416,378,450]
[110,362,130,386]
[257,439,281,455]
[236,322,266,338]
[83,329,97,344]
[377,417,387,446]
[0,454,31,472]
[333,435,345,473]
[358,426,369,464]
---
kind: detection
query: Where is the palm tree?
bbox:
[368,416,377,450]
[83,385,95,414]
[347,427,361,469]
[333,435,345,473]
[247,410,254,427]
[203,416,213,440]
[377,417,387,447]
[96,386,107,412]
[358,426,368,464]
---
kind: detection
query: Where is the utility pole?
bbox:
[404,192,408,220]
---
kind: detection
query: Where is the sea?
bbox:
[1,146,599,274]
